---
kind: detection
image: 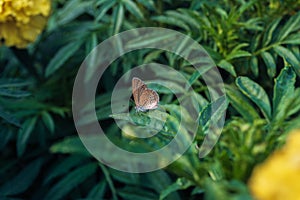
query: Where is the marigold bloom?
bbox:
[0,0,51,48]
[249,130,300,200]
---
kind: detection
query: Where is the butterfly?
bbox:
[132,77,159,112]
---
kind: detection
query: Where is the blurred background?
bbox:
[0,0,300,199]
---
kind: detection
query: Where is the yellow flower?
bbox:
[0,0,51,48]
[249,130,300,200]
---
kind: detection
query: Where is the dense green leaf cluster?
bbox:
[0,0,299,199]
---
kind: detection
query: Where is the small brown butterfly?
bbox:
[132,77,159,112]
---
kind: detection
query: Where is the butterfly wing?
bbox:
[132,77,147,107]
[139,88,159,110]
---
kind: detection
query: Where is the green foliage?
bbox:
[0,0,300,199]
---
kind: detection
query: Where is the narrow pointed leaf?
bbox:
[17,117,38,156]
[261,51,276,78]
[44,163,97,200]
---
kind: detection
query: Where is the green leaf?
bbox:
[41,111,55,133]
[123,0,144,19]
[45,41,83,77]
[166,10,200,29]
[44,155,87,185]
[17,116,38,156]
[0,88,31,98]
[159,178,193,200]
[274,45,300,76]
[152,15,190,31]
[96,0,116,21]
[44,163,97,200]
[236,77,271,121]
[277,12,300,42]
[199,95,228,134]
[218,59,237,77]
[282,33,300,44]
[262,18,281,46]
[0,107,21,127]
[112,3,124,34]
[261,51,276,78]
[272,67,296,123]
[136,0,155,10]
[146,171,179,198]
[57,0,94,25]
[99,164,118,200]
[0,79,32,88]
[0,128,13,150]
[118,186,158,200]
[87,180,107,199]
[287,88,300,117]
[0,158,43,195]
[225,85,260,122]
[225,50,251,61]
[126,31,177,49]
[50,136,90,156]
[250,56,259,77]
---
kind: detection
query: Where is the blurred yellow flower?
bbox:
[0,0,51,48]
[249,130,300,200]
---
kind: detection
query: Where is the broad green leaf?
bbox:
[250,56,258,77]
[0,158,43,195]
[45,41,83,77]
[274,45,300,76]
[272,67,296,124]
[285,115,300,132]
[17,116,38,156]
[44,163,97,200]
[287,88,300,117]
[123,0,144,19]
[225,85,260,122]
[261,51,276,78]
[50,136,90,156]
[43,155,87,185]
[41,111,55,133]
[236,77,271,121]
[218,59,237,77]
[273,67,296,113]
[159,178,193,200]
